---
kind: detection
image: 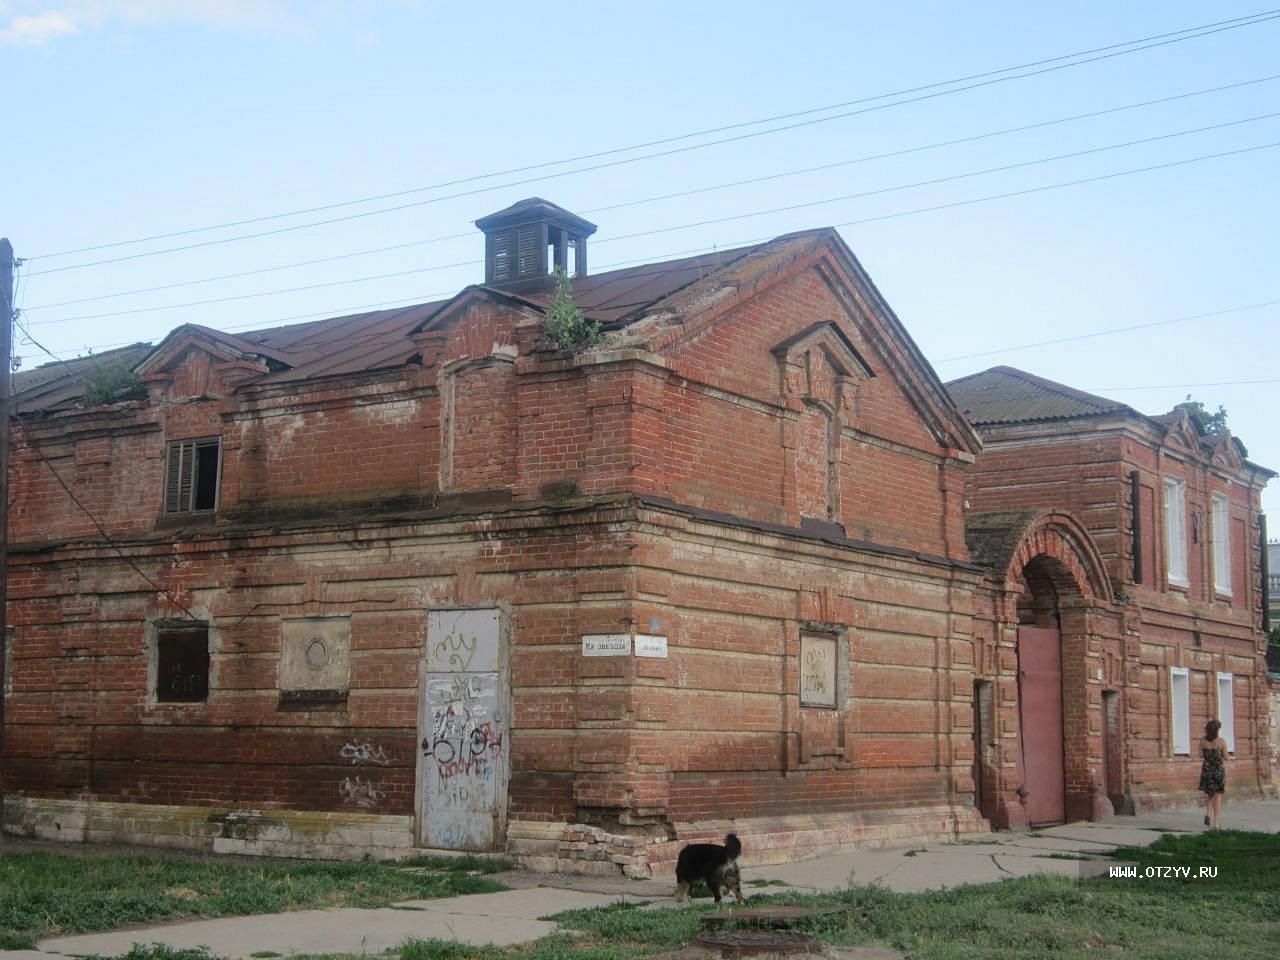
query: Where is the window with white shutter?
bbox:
[1163,477,1188,588]
[163,437,221,514]
[1170,667,1190,755]
[1216,672,1235,752]
[1211,493,1232,596]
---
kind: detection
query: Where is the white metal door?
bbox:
[420,608,509,850]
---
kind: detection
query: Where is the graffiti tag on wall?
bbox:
[339,741,392,766]
[339,775,386,808]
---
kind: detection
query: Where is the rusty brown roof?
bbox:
[10,237,772,410]
[945,365,1134,426]
[509,244,761,325]
[13,342,154,415]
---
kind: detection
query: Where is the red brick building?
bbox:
[948,367,1274,828]
[0,200,1272,872]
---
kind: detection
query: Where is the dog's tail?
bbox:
[724,833,741,858]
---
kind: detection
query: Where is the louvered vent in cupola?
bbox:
[476,198,598,291]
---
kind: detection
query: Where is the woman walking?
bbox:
[1198,719,1227,829]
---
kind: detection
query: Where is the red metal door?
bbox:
[1017,626,1066,825]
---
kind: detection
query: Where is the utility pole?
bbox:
[0,237,12,836]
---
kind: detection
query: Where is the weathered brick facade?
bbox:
[952,367,1275,827]
[0,204,1271,872]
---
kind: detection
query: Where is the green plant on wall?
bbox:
[544,271,601,351]
[82,359,146,405]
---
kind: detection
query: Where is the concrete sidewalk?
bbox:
[4,800,1276,959]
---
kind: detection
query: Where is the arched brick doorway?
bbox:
[967,511,1120,830]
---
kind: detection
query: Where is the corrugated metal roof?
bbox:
[945,366,1134,426]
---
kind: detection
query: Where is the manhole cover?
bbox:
[694,929,825,956]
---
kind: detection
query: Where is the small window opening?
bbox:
[156,624,209,702]
[566,239,577,276]
[165,437,221,514]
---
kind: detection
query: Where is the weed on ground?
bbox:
[0,851,506,949]
[22,831,1279,960]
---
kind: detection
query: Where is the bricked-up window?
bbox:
[800,634,838,708]
[1163,477,1188,588]
[164,437,221,514]
[156,624,210,702]
[1211,493,1232,596]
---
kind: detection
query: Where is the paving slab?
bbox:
[872,852,1009,892]
[997,835,1120,856]
[398,887,635,918]
[33,889,626,960]
[1034,824,1165,848]
[750,848,904,891]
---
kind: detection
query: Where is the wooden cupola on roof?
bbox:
[476,197,597,290]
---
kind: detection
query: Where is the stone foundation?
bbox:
[508,804,990,878]
[3,796,414,860]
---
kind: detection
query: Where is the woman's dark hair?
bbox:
[1205,719,1222,741]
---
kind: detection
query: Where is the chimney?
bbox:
[475,198,597,291]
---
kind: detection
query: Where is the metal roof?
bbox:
[11,239,769,411]
[945,365,1134,426]
[13,342,154,415]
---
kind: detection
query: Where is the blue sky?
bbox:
[4,1,1278,520]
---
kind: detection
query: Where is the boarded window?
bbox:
[800,633,838,708]
[1216,672,1235,752]
[164,437,221,514]
[1170,666,1190,756]
[156,625,209,702]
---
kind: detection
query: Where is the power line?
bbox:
[25,73,1280,314]
[935,299,1280,363]
[601,112,1280,244]
[24,8,1280,275]
[27,126,1280,328]
[1089,379,1280,391]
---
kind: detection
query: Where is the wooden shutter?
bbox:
[492,230,512,282]
[164,440,194,513]
[516,225,538,277]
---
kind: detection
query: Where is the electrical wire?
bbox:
[24,8,1280,274]
[11,418,199,620]
[1089,379,1280,391]
[27,126,1280,328]
[934,300,1280,363]
[23,73,1280,314]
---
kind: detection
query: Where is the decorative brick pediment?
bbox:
[1206,433,1245,472]
[1159,410,1202,456]
[772,321,874,406]
[136,324,294,399]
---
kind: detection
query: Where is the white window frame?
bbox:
[1163,477,1188,588]
[1216,672,1235,752]
[1211,493,1232,596]
[1170,666,1190,756]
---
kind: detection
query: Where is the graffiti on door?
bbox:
[421,608,507,851]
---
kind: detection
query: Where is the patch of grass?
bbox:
[546,900,702,950]
[744,878,789,887]
[0,851,506,947]
[549,831,1280,960]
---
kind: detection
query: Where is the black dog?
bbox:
[675,833,744,904]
